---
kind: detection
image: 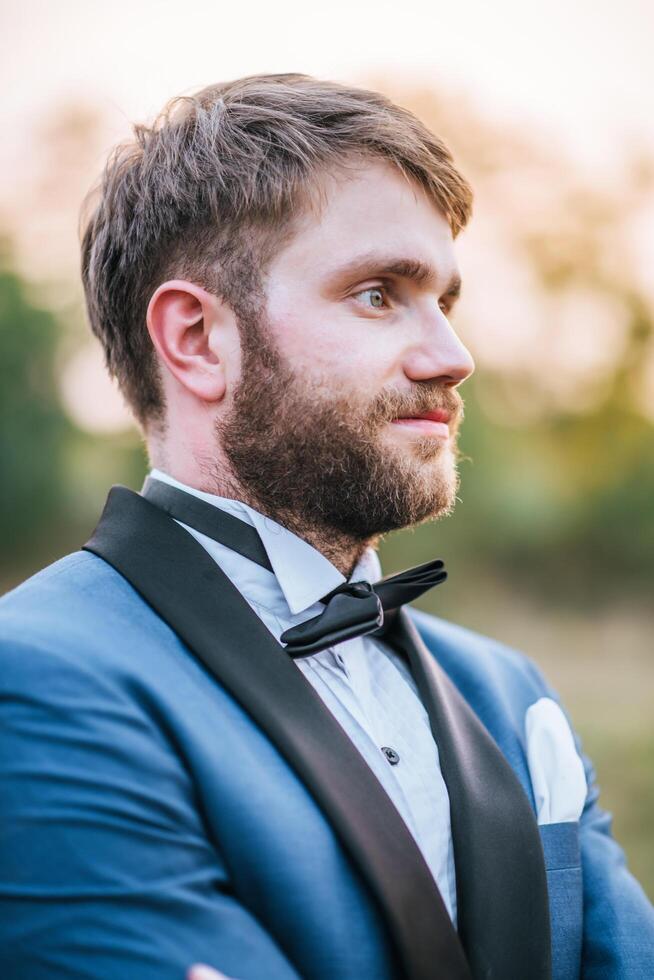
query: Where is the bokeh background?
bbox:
[1,0,652,895]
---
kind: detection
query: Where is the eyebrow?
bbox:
[324,252,462,299]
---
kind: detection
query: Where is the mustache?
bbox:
[369,384,464,425]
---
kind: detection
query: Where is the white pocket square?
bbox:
[525,697,587,825]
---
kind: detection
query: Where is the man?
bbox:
[0,74,651,980]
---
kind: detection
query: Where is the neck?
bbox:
[229,489,374,578]
[150,454,374,578]
[269,511,375,578]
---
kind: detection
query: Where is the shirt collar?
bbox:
[149,469,382,615]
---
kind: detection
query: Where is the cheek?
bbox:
[266,299,401,391]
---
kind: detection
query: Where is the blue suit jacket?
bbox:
[1,488,652,979]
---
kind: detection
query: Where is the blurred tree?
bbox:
[0,242,146,589]
[0,243,72,578]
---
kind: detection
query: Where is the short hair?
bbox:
[80,73,474,428]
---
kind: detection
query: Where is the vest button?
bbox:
[381,746,400,765]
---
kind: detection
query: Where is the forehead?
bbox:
[268,160,458,287]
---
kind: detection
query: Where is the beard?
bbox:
[215,312,464,543]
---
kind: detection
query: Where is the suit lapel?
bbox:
[84,487,472,980]
[387,610,552,980]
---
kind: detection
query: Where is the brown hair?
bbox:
[80,73,473,427]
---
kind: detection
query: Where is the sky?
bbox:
[1,0,653,181]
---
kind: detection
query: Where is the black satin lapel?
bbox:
[388,610,552,980]
[84,488,472,980]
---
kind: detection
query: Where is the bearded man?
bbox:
[0,74,652,980]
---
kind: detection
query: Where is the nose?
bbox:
[402,311,475,388]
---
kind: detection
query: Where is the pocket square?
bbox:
[525,697,587,825]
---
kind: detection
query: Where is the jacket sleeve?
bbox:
[0,637,301,980]
[576,745,654,979]
[523,659,654,979]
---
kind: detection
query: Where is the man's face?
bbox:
[218,160,475,541]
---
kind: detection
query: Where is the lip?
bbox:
[404,409,451,424]
[391,411,451,438]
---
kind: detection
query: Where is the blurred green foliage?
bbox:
[0,251,146,582]
[0,257,73,564]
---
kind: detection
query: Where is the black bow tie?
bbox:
[279,560,447,656]
[142,477,447,658]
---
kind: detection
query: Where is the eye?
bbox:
[354,286,388,310]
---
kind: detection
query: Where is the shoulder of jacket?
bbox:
[0,550,176,683]
[408,607,547,699]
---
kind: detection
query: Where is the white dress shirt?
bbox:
[150,469,458,922]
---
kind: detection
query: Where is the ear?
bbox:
[146,280,238,403]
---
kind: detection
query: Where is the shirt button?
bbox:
[381,746,400,766]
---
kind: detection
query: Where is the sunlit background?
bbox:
[1,0,653,896]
